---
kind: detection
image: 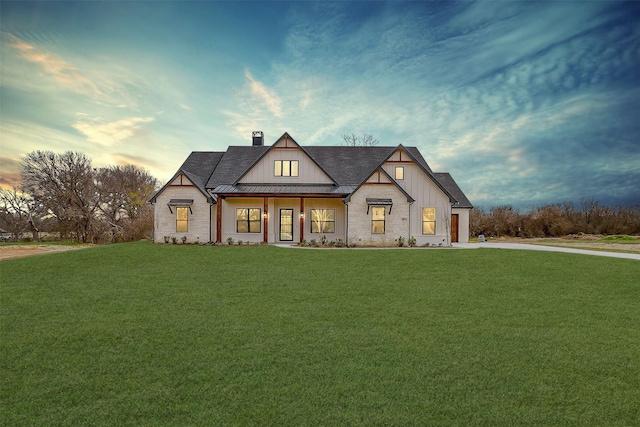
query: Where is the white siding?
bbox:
[220,197,265,244]
[453,208,471,243]
[381,160,453,246]
[304,198,347,244]
[239,147,333,184]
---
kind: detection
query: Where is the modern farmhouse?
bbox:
[150,132,472,246]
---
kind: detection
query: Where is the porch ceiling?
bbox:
[212,184,356,196]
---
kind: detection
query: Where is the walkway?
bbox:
[453,242,640,260]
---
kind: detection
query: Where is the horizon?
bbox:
[1,1,639,210]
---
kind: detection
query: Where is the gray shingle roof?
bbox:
[180,151,225,190]
[152,138,470,208]
[433,173,473,208]
[206,146,270,188]
[149,151,223,203]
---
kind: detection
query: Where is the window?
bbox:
[176,207,189,232]
[274,160,299,177]
[310,209,335,233]
[395,166,404,180]
[236,208,261,233]
[371,207,385,234]
[422,208,436,235]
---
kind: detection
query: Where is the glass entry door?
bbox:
[279,209,293,241]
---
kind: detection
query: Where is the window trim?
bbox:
[395,166,404,180]
[176,206,189,232]
[422,207,436,235]
[274,160,299,177]
[371,206,386,234]
[310,209,336,234]
[236,208,262,233]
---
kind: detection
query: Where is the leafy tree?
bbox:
[95,165,158,241]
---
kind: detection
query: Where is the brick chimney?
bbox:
[252,131,264,146]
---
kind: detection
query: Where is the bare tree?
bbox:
[20,151,100,243]
[0,187,43,241]
[342,133,379,146]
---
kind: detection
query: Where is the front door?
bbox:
[280,209,293,241]
[451,214,459,243]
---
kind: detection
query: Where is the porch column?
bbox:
[299,198,304,243]
[263,197,269,244]
[216,198,222,244]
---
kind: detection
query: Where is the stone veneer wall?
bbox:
[153,186,212,243]
[346,184,411,247]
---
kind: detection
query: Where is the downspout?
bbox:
[344,200,349,248]
[408,201,413,245]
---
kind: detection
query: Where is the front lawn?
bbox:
[1,242,639,426]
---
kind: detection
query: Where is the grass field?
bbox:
[1,242,639,426]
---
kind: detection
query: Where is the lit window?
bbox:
[274,160,299,177]
[236,208,261,233]
[422,208,436,235]
[371,207,385,234]
[395,166,404,180]
[310,209,335,233]
[176,207,189,232]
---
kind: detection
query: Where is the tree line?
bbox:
[0,151,158,243]
[470,198,640,238]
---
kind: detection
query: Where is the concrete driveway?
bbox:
[453,242,640,260]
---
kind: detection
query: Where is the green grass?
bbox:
[599,235,640,243]
[2,243,639,426]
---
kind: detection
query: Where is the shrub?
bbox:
[398,236,405,247]
[226,237,234,246]
[181,236,187,244]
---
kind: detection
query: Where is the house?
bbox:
[149,132,473,246]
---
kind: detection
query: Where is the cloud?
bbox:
[72,115,154,146]
[111,153,161,170]
[2,32,102,98]
[0,157,22,189]
[244,70,283,118]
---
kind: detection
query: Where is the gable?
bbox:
[366,169,394,184]
[345,167,413,203]
[170,173,195,186]
[237,133,334,185]
[381,146,456,204]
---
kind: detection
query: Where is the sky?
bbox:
[1,1,639,210]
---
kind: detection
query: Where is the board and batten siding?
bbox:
[346,184,411,247]
[382,160,452,246]
[304,198,347,243]
[453,207,470,243]
[238,147,333,184]
[220,197,266,244]
[153,176,212,243]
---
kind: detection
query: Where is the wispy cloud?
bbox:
[72,115,155,146]
[244,70,283,118]
[3,32,102,98]
[0,156,21,189]
[111,153,161,170]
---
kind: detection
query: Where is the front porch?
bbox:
[215,196,347,245]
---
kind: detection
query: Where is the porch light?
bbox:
[300,212,304,218]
